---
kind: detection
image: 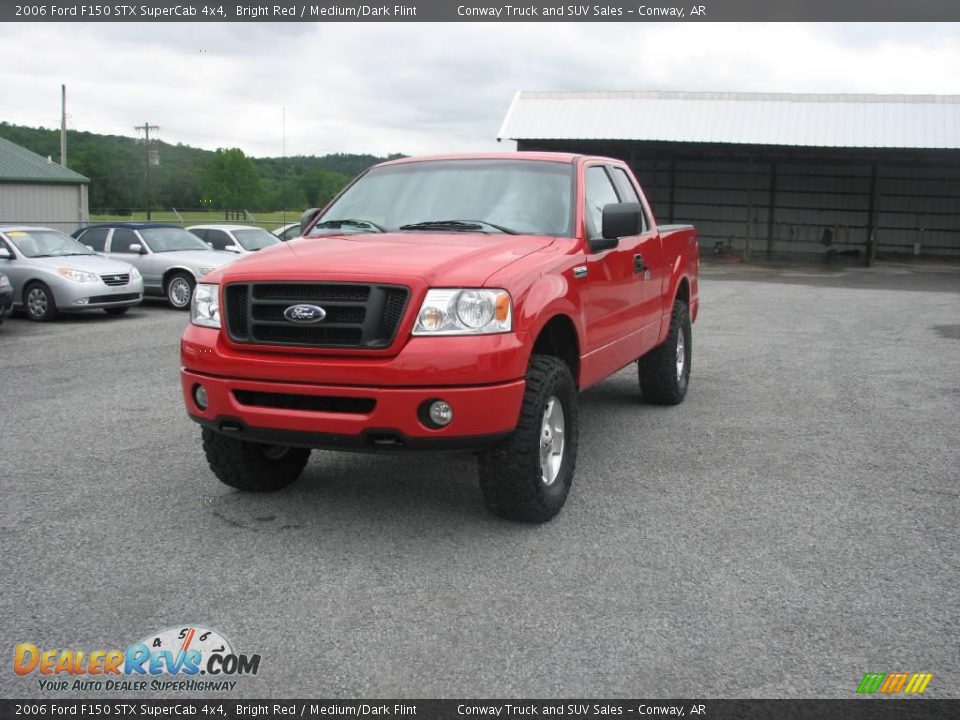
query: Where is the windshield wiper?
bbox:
[313,218,385,233]
[399,220,518,234]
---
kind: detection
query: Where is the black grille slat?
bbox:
[87,293,140,304]
[224,282,409,349]
[233,390,375,414]
[100,274,129,287]
[253,325,363,345]
[253,284,370,302]
[225,285,249,338]
[251,304,365,324]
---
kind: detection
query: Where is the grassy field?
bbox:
[88,210,302,228]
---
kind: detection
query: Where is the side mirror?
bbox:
[85,245,95,252]
[225,244,242,253]
[300,208,321,236]
[128,243,143,254]
[0,247,11,259]
[602,202,643,240]
[205,241,214,249]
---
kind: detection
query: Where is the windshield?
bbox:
[140,227,211,252]
[5,229,95,258]
[232,228,280,251]
[314,159,575,237]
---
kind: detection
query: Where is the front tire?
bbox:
[478,355,579,523]
[201,428,311,492]
[639,299,692,405]
[166,272,195,310]
[24,282,59,322]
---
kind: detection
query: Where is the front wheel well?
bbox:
[531,314,580,387]
[163,267,196,288]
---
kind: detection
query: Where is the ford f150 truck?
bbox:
[181,153,699,522]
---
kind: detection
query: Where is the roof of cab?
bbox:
[377,151,582,168]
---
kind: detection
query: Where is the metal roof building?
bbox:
[499,91,960,260]
[0,135,90,232]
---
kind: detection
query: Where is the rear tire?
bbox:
[639,300,691,405]
[104,307,129,316]
[478,355,578,523]
[24,282,59,322]
[201,428,311,492]
[166,272,195,310]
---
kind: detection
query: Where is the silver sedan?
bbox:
[0,226,144,322]
[73,223,237,309]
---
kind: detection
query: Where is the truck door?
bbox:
[580,164,642,358]
[608,165,664,352]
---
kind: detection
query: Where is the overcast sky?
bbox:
[3,22,960,158]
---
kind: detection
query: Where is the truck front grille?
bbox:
[223,282,409,349]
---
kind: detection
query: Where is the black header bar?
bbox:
[3,0,959,22]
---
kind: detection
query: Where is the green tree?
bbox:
[202,148,260,216]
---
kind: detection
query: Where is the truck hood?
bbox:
[212,232,556,286]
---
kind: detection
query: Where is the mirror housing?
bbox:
[226,244,242,253]
[602,202,644,240]
[0,247,11,259]
[128,243,144,254]
[300,208,321,236]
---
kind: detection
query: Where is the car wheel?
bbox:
[104,307,129,316]
[24,282,59,322]
[477,355,579,523]
[201,428,311,492]
[166,272,195,310]
[639,299,692,405]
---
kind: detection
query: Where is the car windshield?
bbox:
[139,227,210,252]
[313,159,575,237]
[5,229,95,258]
[232,228,280,251]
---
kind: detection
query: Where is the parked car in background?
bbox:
[0,226,144,321]
[187,224,281,254]
[272,222,302,241]
[0,272,13,323]
[72,223,236,310]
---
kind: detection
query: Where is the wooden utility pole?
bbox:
[60,85,67,167]
[135,122,159,220]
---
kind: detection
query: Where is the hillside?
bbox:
[0,122,402,213]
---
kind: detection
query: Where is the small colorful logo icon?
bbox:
[14,624,261,692]
[856,672,933,694]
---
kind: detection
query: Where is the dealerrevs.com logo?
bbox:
[14,625,261,692]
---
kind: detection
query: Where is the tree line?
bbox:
[0,122,402,214]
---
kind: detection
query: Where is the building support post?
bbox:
[766,161,777,261]
[866,160,879,267]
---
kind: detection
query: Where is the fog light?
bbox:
[76,297,89,305]
[428,400,453,427]
[193,384,208,410]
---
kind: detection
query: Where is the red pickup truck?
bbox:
[181,153,699,522]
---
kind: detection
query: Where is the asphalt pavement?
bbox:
[1,263,958,699]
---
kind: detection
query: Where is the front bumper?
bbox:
[182,369,525,452]
[56,277,145,310]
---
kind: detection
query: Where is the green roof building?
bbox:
[0,135,90,232]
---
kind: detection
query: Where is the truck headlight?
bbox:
[57,267,99,283]
[412,288,511,335]
[191,283,221,328]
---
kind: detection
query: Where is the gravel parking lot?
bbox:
[2,263,958,699]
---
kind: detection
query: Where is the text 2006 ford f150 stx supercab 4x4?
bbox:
[181,152,699,522]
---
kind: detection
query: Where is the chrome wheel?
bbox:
[27,287,49,319]
[168,276,192,308]
[676,328,686,382]
[539,396,565,486]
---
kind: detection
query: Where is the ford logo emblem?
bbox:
[283,304,327,324]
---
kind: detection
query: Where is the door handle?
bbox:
[634,254,648,273]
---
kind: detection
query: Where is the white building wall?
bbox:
[0,183,88,232]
